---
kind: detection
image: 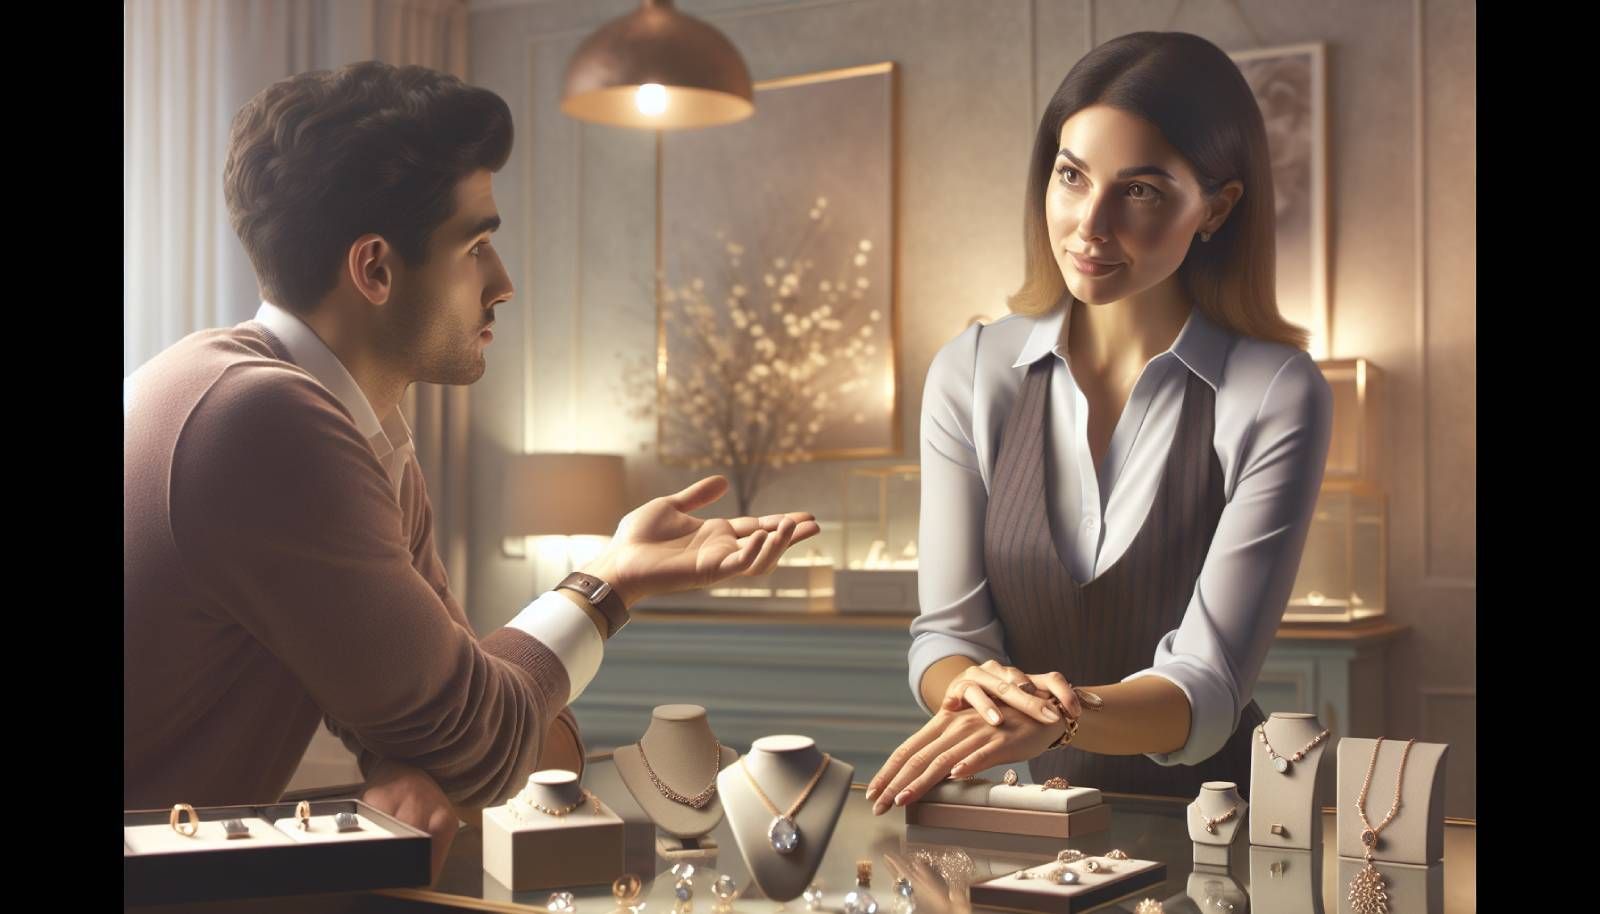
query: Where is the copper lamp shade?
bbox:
[560,0,754,130]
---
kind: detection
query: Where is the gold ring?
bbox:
[169,803,199,837]
[1042,777,1070,790]
[295,800,312,831]
[1002,769,1018,786]
[1056,849,1086,863]
[1105,849,1130,860]
[613,874,643,907]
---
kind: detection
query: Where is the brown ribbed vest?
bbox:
[983,357,1263,797]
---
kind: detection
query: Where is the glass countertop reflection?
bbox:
[380,754,1475,914]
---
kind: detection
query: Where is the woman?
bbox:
[867,32,1332,813]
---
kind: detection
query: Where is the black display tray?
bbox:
[124,799,430,906]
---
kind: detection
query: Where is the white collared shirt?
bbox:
[254,302,415,496]
[252,302,604,700]
[909,303,1332,766]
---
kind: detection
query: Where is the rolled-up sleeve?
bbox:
[907,324,1012,713]
[1125,351,1333,766]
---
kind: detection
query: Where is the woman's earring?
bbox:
[1199,231,1212,242]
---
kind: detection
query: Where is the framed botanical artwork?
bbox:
[1230,42,1329,359]
[654,62,899,513]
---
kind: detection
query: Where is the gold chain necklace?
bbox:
[1348,737,1416,914]
[637,740,721,809]
[738,753,831,856]
[1200,801,1241,835]
[1256,722,1331,774]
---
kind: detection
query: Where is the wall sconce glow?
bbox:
[636,83,668,117]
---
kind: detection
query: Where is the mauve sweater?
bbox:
[124,322,581,810]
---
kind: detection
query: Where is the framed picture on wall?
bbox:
[1229,42,1329,359]
[654,62,900,508]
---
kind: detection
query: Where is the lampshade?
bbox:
[560,0,754,130]
[504,453,628,537]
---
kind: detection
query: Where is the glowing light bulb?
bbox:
[636,83,668,116]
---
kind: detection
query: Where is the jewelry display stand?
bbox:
[906,777,1110,838]
[123,800,430,905]
[1186,865,1248,913]
[1186,781,1247,867]
[1335,739,1448,865]
[482,769,624,891]
[717,735,852,902]
[969,854,1167,913]
[1249,712,1333,851]
[613,704,738,860]
[1248,845,1322,914]
[1335,857,1443,914]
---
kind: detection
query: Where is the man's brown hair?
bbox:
[224,60,513,313]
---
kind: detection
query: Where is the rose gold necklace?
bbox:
[1348,737,1416,914]
[637,740,720,809]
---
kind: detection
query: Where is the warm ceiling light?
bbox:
[561,0,754,130]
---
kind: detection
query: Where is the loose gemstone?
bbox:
[713,876,738,901]
[894,878,913,899]
[674,880,693,902]
[548,893,576,913]
[803,885,825,910]
[672,864,697,881]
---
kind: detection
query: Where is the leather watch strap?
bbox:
[556,572,629,639]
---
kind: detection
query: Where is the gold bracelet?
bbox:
[1044,696,1078,750]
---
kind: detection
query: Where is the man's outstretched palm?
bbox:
[605,475,820,602]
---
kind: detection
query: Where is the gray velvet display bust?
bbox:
[614,704,738,844]
[715,735,853,902]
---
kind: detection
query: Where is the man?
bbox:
[123,60,818,878]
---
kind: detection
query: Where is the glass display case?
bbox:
[1317,358,1385,490]
[1284,482,1387,623]
[835,464,920,613]
[1282,359,1388,624]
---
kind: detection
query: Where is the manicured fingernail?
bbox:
[873,800,888,815]
[985,710,1000,724]
[864,787,879,802]
[895,790,911,806]
[949,764,965,776]
[1042,706,1060,722]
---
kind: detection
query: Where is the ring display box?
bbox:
[969,855,1166,913]
[904,779,1111,839]
[123,799,430,906]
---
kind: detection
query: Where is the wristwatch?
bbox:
[556,572,630,639]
